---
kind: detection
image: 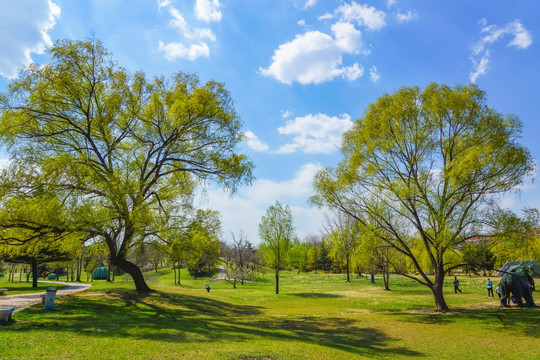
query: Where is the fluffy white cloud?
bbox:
[0,0,60,79]
[336,2,386,30]
[158,41,210,60]
[369,65,380,82]
[396,10,417,23]
[158,6,218,61]
[260,22,364,84]
[195,0,222,23]
[200,163,325,241]
[244,131,269,152]
[470,19,532,82]
[276,113,353,154]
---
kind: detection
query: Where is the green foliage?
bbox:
[312,83,533,311]
[315,242,333,273]
[462,240,496,275]
[259,201,296,293]
[0,39,253,292]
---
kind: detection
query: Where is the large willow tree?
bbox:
[0,39,254,292]
[312,84,533,311]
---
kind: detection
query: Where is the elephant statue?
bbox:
[499,265,536,307]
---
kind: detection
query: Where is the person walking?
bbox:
[495,283,501,299]
[486,278,494,298]
[453,276,462,293]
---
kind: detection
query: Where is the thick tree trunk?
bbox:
[275,270,279,294]
[431,271,449,312]
[31,259,38,288]
[370,272,375,283]
[113,258,152,293]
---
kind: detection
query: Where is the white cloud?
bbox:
[282,110,293,119]
[260,22,364,85]
[343,63,364,81]
[298,19,306,26]
[168,8,216,41]
[159,6,218,61]
[244,131,269,152]
[369,65,380,82]
[195,0,222,23]
[318,13,334,21]
[470,19,532,82]
[158,41,210,60]
[200,163,325,242]
[469,51,490,84]
[0,0,60,79]
[304,0,318,9]
[276,113,353,154]
[157,0,172,10]
[396,10,417,23]
[336,2,386,31]
[387,0,396,7]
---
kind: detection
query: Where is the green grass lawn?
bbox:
[1,270,538,359]
[0,278,70,295]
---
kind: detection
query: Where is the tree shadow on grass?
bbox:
[290,292,344,298]
[390,307,540,337]
[4,289,423,358]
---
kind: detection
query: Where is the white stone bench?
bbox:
[0,307,15,322]
[0,288,7,295]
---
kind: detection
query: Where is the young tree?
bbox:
[312,84,533,311]
[258,201,295,294]
[222,231,258,288]
[0,39,254,292]
[324,212,361,281]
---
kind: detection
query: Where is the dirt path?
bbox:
[0,281,91,313]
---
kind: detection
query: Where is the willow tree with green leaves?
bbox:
[312,83,533,311]
[258,201,295,294]
[0,39,254,292]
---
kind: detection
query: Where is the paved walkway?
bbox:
[0,281,91,313]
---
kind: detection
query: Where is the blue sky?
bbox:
[0,0,539,244]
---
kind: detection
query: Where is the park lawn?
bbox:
[0,278,70,295]
[1,270,539,359]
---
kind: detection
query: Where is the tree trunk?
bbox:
[106,258,113,282]
[370,272,375,283]
[31,260,38,288]
[383,267,390,291]
[346,255,350,282]
[431,271,449,312]
[76,258,81,282]
[173,263,177,285]
[113,258,153,293]
[275,269,279,294]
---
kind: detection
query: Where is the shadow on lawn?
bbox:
[393,307,540,337]
[5,289,423,358]
[290,292,344,298]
